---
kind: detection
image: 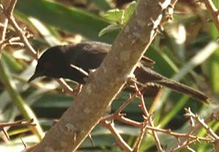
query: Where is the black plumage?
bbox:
[29,42,209,103]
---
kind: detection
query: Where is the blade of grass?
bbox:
[2,52,24,72]
[207,50,219,94]
[154,42,218,125]
[158,42,218,105]
[0,59,44,140]
[159,95,189,127]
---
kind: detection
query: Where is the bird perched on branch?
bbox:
[28,42,209,103]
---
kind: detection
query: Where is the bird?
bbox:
[28,41,209,103]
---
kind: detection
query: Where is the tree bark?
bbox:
[34,0,178,151]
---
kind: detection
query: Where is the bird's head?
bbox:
[28,46,68,82]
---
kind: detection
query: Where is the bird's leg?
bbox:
[82,69,97,84]
[72,84,83,96]
[125,74,138,89]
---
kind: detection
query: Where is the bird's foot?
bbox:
[72,84,83,96]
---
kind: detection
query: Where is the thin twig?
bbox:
[133,116,150,151]
[20,144,38,152]
[203,0,219,32]
[168,108,218,151]
[4,0,16,15]
[0,119,35,128]
[0,19,8,42]
[6,15,38,58]
[116,115,142,128]
[2,128,10,140]
[144,125,212,142]
[102,94,137,121]
[101,120,133,152]
[185,108,219,140]
[168,140,197,152]
[0,4,8,54]
[21,138,28,149]
[0,119,35,141]
[133,83,164,152]
[1,0,76,96]
[2,0,37,58]
[100,93,143,150]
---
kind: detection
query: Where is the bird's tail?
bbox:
[135,64,210,104]
[151,79,209,103]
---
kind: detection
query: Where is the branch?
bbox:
[168,108,219,151]
[101,121,133,152]
[0,0,9,53]
[0,119,35,140]
[133,84,163,152]
[184,108,219,140]
[2,0,38,58]
[0,119,35,128]
[203,0,219,32]
[145,125,212,142]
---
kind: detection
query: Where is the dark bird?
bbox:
[28,42,209,103]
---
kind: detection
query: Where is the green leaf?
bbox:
[93,0,112,11]
[146,46,178,77]
[206,49,219,94]
[103,9,124,23]
[2,52,24,72]
[209,23,218,40]
[16,0,116,43]
[98,24,121,37]
[124,1,137,24]
[33,93,72,108]
[0,60,44,139]
[212,0,219,7]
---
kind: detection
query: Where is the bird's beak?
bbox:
[28,73,40,83]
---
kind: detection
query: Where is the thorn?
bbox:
[156,25,164,35]
[164,5,174,21]
[195,0,203,3]
[36,50,40,59]
[206,18,212,23]
[0,5,4,14]
[148,18,155,26]
[73,133,77,143]
[141,56,155,65]
[72,84,83,96]
[150,18,155,24]
[158,2,163,8]
[142,114,148,120]
[21,138,27,149]
[88,134,95,147]
[2,128,10,140]
[119,113,126,117]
